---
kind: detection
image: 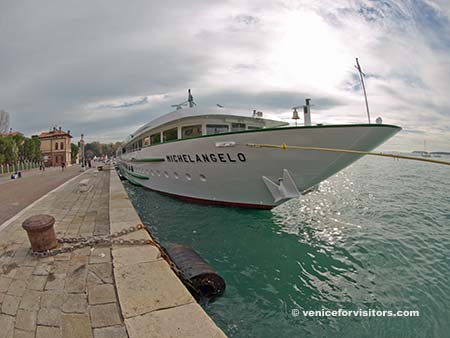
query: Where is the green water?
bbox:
[124,156,450,338]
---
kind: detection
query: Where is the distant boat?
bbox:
[422,140,431,158]
[117,90,401,209]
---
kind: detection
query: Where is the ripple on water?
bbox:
[125,156,450,338]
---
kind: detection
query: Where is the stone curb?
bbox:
[109,170,227,338]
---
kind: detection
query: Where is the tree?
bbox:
[84,141,101,157]
[0,134,40,164]
[71,143,79,163]
[0,136,18,163]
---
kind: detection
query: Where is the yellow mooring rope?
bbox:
[246,143,450,167]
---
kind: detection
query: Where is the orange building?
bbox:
[39,127,72,167]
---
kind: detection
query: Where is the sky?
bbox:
[1,0,450,151]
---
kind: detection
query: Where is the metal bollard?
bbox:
[22,215,58,252]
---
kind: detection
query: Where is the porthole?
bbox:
[185,173,191,181]
[199,174,206,182]
[174,172,179,179]
[164,171,169,178]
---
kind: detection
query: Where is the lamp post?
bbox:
[80,134,85,171]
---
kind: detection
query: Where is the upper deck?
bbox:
[121,107,288,154]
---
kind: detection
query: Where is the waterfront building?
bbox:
[39,127,72,167]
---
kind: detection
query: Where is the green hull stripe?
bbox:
[127,171,149,180]
[130,158,165,163]
[126,175,142,186]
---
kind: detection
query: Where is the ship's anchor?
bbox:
[262,169,301,203]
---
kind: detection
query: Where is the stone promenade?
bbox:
[0,169,127,338]
[0,165,81,225]
[0,168,227,338]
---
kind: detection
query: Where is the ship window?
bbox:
[248,126,262,130]
[206,124,229,135]
[163,128,178,142]
[138,139,143,149]
[150,133,161,145]
[143,136,150,147]
[231,123,246,132]
[181,125,202,139]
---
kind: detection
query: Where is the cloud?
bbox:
[0,0,449,151]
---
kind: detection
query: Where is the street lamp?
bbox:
[80,134,85,171]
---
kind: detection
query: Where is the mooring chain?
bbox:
[31,224,152,257]
[30,223,202,294]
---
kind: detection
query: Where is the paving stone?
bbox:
[37,307,61,326]
[93,325,128,338]
[88,284,116,305]
[53,253,71,261]
[14,247,30,258]
[115,260,193,318]
[36,326,61,338]
[62,293,87,313]
[89,248,111,264]
[37,256,54,264]
[0,313,15,338]
[93,224,109,236]
[13,266,34,281]
[0,277,12,292]
[90,303,122,328]
[13,329,35,338]
[112,245,160,266]
[52,261,68,274]
[72,247,91,257]
[64,259,88,293]
[62,314,93,338]
[2,294,20,315]
[40,291,64,309]
[19,290,41,311]
[33,264,52,276]
[28,276,48,291]
[15,309,37,332]
[45,273,65,291]
[86,270,103,285]
[88,263,113,284]
[125,303,227,338]
[1,262,18,278]
[7,279,28,297]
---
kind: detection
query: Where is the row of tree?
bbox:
[0,134,41,164]
[83,141,122,159]
[0,134,123,164]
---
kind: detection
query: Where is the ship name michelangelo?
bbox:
[166,152,247,163]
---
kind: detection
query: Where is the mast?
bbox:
[355,58,371,124]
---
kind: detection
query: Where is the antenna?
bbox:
[355,58,371,124]
[171,89,196,110]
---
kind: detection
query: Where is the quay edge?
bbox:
[109,169,228,338]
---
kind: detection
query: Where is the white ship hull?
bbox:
[117,124,400,209]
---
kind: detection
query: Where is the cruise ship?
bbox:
[117,91,401,209]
